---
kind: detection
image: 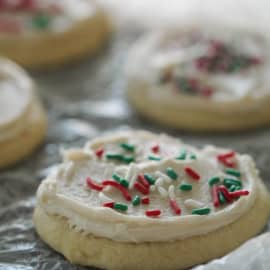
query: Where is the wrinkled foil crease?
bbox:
[0,28,270,270]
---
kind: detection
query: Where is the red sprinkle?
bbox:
[86,177,103,191]
[184,167,200,181]
[151,144,160,153]
[138,174,150,188]
[229,190,249,198]
[188,78,199,89]
[169,199,181,215]
[217,151,236,168]
[0,18,22,33]
[220,158,235,167]
[195,57,210,71]
[103,202,114,208]
[218,185,233,203]
[141,197,150,204]
[249,57,262,65]
[217,151,235,160]
[102,180,132,201]
[145,209,161,217]
[95,148,104,159]
[200,86,213,97]
[134,181,149,195]
[211,186,220,207]
[17,0,36,10]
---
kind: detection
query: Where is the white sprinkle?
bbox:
[155,171,171,183]
[168,185,175,199]
[99,192,112,203]
[53,165,65,179]
[184,199,204,209]
[125,163,139,189]
[150,185,156,192]
[103,186,113,193]
[155,177,164,186]
[158,187,168,198]
[64,161,75,181]
[63,149,92,162]
[115,166,127,175]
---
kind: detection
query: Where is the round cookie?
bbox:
[0,0,110,68]
[34,130,270,270]
[0,58,47,168]
[126,25,270,131]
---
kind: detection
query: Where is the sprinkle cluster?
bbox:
[95,142,136,164]
[159,37,262,98]
[195,40,262,73]
[85,141,250,219]
[161,74,214,98]
[95,142,197,164]
[211,151,249,208]
[0,0,62,33]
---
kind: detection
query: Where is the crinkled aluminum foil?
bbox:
[0,28,269,270]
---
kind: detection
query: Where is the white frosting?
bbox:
[0,0,97,36]
[126,26,270,112]
[0,58,34,141]
[37,131,261,243]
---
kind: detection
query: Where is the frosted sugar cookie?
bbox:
[126,26,270,131]
[34,130,270,270]
[0,58,47,168]
[0,0,110,68]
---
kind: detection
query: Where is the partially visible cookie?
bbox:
[34,130,270,270]
[126,25,270,131]
[0,0,111,68]
[0,58,47,168]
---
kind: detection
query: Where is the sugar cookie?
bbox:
[0,0,110,68]
[0,58,47,168]
[34,130,270,270]
[126,26,270,131]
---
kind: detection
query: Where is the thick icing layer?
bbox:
[0,58,34,141]
[0,0,96,35]
[126,26,270,112]
[37,131,259,243]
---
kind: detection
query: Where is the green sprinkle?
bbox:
[132,196,141,206]
[179,183,192,191]
[208,176,220,186]
[166,167,178,180]
[223,178,242,188]
[32,13,50,29]
[233,57,247,70]
[112,173,122,183]
[120,179,129,188]
[112,173,129,187]
[225,168,241,178]
[192,207,211,215]
[176,149,187,160]
[218,192,226,204]
[229,185,237,192]
[122,156,135,164]
[148,155,161,161]
[190,154,197,160]
[114,203,128,211]
[106,153,124,161]
[120,143,135,152]
[144,174,156,185]
[106,154,134,164]
[178,78,191,92]
[229,185,241,191]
